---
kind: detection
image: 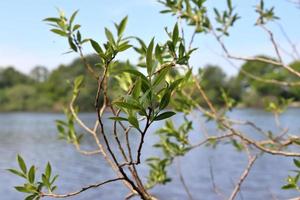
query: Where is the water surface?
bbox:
[0,109,299,200]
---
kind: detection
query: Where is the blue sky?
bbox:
[0,0,299,75]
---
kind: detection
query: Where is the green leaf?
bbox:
[51,175,59,185]
[105,28,115,45]
[68,37,77,52]
[43,17,61,23]
[128,116,139,129]
[45,162,52,178]
[73,24,81,32]
[155,44,163,63]
[25,194,37,200]
[56,123,65,135]
[134,37,147,54]
[69,10,79,26]
[42,174,50,187]
[159,91,171,110]
[260,0,264,10]
[153,68,169,87]
[132,78,142,99]
[167,41,175,53]
[118,43,132,52]
[51,185,58,192]
[90,39,103,54]
[231,139,244,151]
[146,38,155,76]
[118,16,128,37]
[294,159,300,168]
[154,111,176,121]
[76,31,81,42]
[227,0,232,10]
[74,75,84,88]
[15,186,31,193]
[169,78,183,91]
[172,23,179,44]
[109,117,128,121]
[28,166,35,184]
[7,169,27,179]
[282,184,296,190]
[50,29,68,37]
[17,155,27,174]
[119,69,148,83]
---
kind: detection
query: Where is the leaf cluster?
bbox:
[7,155,58,200]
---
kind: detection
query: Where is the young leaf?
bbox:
[7,169,27,179]
[17,155,27,174]
[15,186,31,193]
[152,68,168,87]
[68,37,77,52]
[76,31,82,42]
[51,175,59,185]
[159,91,171,110]
[294,159,300,168]
[50,29,68,37]
[69,10,79,26]
[118,16,128,37]
[155,44,163,64]
[43,17,61,23]
[128,116,139,129]
[25,194,37,200]
[90,39,103,54]
[74,75,84,88]
[154,111,176,121]
[73,24,81,32]
[282,184,296,190]
[118,43,132,52]
[42,174,50,187]
[119,69,148,82]
[109,117,128,121]
[132,78,142,98]
[105,28,115,45]
[45,162,52,178]
[134,37,147,54]
[172,23,179,44]
[169,78,183,91]
[227,0,232,11]
[146,38,155,76]
[28,166,35,184]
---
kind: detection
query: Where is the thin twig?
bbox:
[176,158,194,200]
[211,28,300,78]
[40,178,124,198]
[208,159,226,199]
[228,156,257,200]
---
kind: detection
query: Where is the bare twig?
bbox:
[190,133,234,149]
[208,159,226,199]
[40,178,124,198]
[176,158,194,200]
[228,156,257,200]
[211,28,300,78]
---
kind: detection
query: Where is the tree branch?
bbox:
[40,178,124,198]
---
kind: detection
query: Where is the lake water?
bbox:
[0,109,299,200]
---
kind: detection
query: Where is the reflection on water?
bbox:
[0,109,299,200]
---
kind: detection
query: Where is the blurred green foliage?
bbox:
[0,55,127,111]
[0,55,300,112]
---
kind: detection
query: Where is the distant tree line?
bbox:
[0,54,299,112]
